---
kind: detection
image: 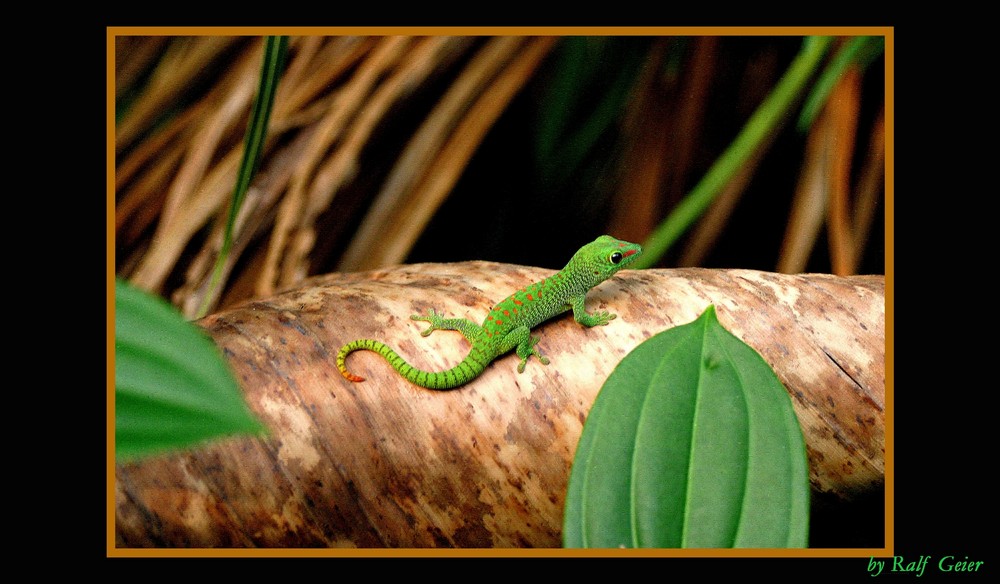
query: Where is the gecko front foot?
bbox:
[580,310,617,327]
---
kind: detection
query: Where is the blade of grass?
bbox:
[537,38,649,191]
[197,35,288,319]
[677,129,773,267]
[633,36,832,269]
[797,36,884,133]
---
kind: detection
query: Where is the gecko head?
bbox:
[569,235,643,285]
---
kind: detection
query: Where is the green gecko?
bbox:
[336,235,642,390]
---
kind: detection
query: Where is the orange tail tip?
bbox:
[340,370,365,383]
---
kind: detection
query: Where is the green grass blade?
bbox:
[564,305,809,548]
[115,278,267,461]
[797,36,885,132]
[197,35,289,318]
[534,37,590,164]
[632,36,833,269]
[533,38,648,190]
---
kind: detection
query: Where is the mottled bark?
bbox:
[115,264,884,548]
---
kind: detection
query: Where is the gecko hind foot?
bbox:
[411,308,446,336]
[516,335,550,373]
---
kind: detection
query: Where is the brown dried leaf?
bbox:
[115,265,884,548]
[260,36,415,297]
[116,37,242,154]
[777,106,829,275]
[336,37,558,272]
[338,36,528,272]
[827,65,861,275]
[852,104,885,267]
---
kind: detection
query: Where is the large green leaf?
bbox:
[564,305,809,548]
[114,278,266,461]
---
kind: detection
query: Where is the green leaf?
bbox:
[564,305,809,548]
[115,278,266,462]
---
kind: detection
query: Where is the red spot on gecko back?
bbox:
[526,294,534,301]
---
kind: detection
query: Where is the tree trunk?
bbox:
[115,265,885,548]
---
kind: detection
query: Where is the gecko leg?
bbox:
[411,308,482,342]
[494,325,550,373]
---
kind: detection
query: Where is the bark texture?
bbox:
[115,264,885,548]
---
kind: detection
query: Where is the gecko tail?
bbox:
[336,340,373,382]
[336,338,487,390]
[337,338,423,384]
[340,370,366,383]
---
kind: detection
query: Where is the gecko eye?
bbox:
[609,251,623,264]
